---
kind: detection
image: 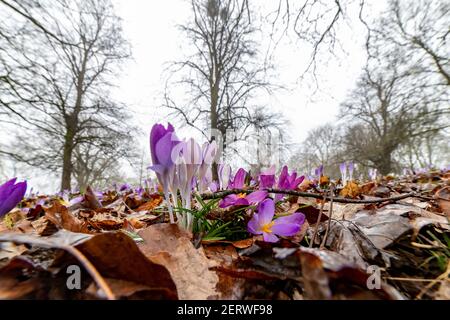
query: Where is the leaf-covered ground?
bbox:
[0,170,449,300]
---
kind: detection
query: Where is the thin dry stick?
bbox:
[320,185,334,249]
[309,195,326,248]
[415,261,450,299]
[201,188,419,204]
[64,246,116,300]
[385,277,447,283]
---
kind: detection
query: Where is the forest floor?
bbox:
[0,170,449,300]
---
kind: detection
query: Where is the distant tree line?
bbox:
[0,0,136,191]
[290,0,449,177]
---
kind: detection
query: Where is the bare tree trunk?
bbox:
[61,50,87,191]
[378,150,392,175]
[61,134,74,191]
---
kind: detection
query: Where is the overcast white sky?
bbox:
[2,0,389,192]
[112,0,388,143]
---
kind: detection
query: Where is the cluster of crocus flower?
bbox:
[149,123,180,224]
[149,123,305,241]
[306,164,324,184]
[257,165,304,201]
[368,168,378,181]
[339,161,355,186]
[247,198,305,242]
[149,123,220,229]
[219,168,267,208]
[0,178,27,217]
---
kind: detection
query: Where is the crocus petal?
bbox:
[0,178,17,202]
[271,212,305,237]
[316,165,324,177]
[230,168,246,189]
[287,171,297,185]
[219,194,239,208]
[259,174,275,189]
[245,190,268,204]
[222,165,231,189]
[257,198,275,225]
[150,124,167,164]
[291,176,305,189]
[148,164,166,175]
[348,162,355,180]
[234,198,250,206]
[247,213,262,234]
[339,162,346,175]
[202,141,217,165]
[277,166,288,189]
[0,181,27,217]
[275,212,306,226]
[209,181,218,192]
[69,196,84,206]
[263,232,279,243]
[274,193,283,202]
[155,132,178,167]
[183,138,202,165]
[271,222,301,237]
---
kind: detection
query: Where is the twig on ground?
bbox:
[201,188,419,204]
[415,261,450,299]
[320,185,334,249]
[309,195,326,248]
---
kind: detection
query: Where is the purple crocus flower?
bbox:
[219,190,268,208]
[198,141,217,192]
[339,162,347,185]
[149,123,180,176]
[275,166,305,201]
[247,198,305,242]
[176,138,202,210]
[228,168,247,189]
[69,196,83,206]
[368,168,378,181]
[209,181,219,192]
[119,183,131,192]
[149,123,181,223]
[217,164,231,190]
[0,178,27,217]
[314,165,324,178]
[348,162,355,181]
[219,167,267,208]
[259,166,276,189]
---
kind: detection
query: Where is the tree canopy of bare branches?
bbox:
[0,0,135,191]
[164,0,284,161]
[339,0,449,174]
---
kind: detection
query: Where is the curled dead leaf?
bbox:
[45,201,90,234]
[138,223,218,300]
[135,195,163,212]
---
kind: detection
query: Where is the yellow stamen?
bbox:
[237,193,246,198]
[261,221,275,233]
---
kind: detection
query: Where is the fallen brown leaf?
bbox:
[135,194,163,212]
[138,223,218,300]
[45,201,90,234]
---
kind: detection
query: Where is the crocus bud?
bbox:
[0,178,27,217]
